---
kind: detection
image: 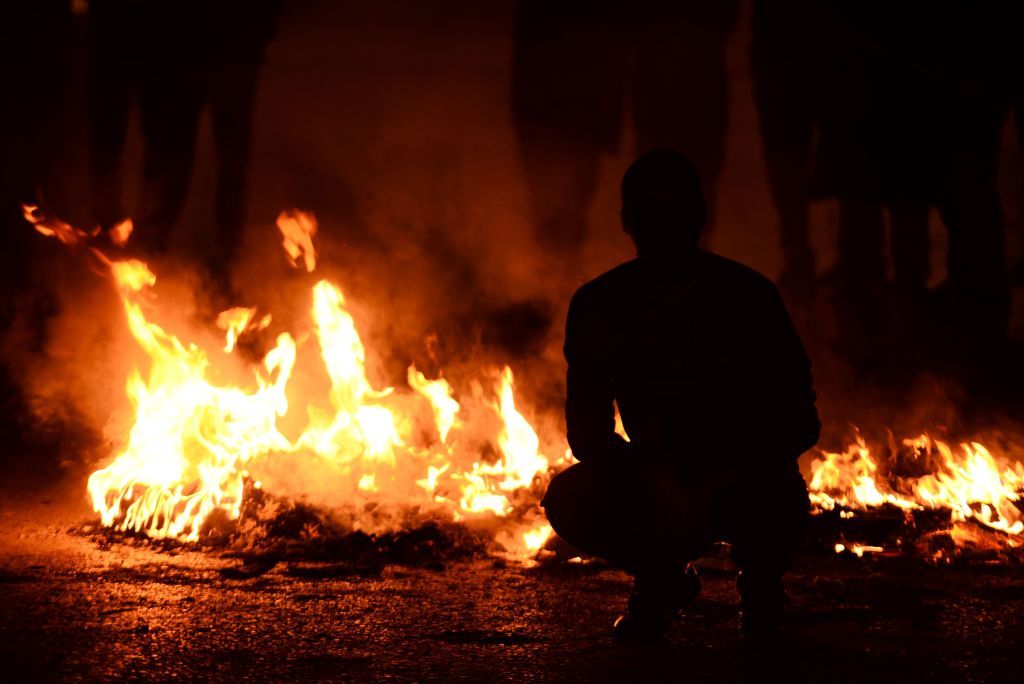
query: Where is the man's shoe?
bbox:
[612,564,700,643]
[612,610,672,643]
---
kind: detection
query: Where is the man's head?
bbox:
[620,149,706,258]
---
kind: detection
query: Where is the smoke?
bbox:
[7,0,1021,489]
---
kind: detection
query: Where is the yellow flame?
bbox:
[277,209,317,272]
[408,366,460,442]
[216,307,272,353]
[809,432,1023,539]
[88,259,295,540]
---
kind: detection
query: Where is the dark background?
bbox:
[3,0,1024,479]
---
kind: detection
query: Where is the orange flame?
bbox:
[71,211,557,554]
[809,431,1024,552]
[276,209,317,272]
[23,204,98,245]
[216,307,272,353]
[109,218,134,246]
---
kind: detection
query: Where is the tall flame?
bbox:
[77,211,554,553]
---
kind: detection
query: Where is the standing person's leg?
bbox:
[511,2,626,258]
[833,200,887,367]
[87,1,141,233]
[752,67,816,303]
[208,59,261,295]
[630,4,736,238]
[750,0,822,305]
[718,465,809,636]
[885,202,932,369]
[939,178,1009,339]
[136,65,207,257]
[889,202,931,295]
[934,98,1010,345]
[517,131,605,256]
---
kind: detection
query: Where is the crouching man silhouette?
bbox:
[543,149,820,642]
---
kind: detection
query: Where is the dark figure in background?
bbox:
[812,3,1013,368]
[543,151,819,642]
[89,0,280,294]
[750,0,823,304]
[1,0,72,302]
[511,1,737,257]
[0,1,73,453]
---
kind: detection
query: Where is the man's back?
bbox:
[565,251,819,477]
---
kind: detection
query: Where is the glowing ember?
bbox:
[834,543,884,558]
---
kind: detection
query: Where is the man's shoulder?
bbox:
[696,251,779,297]
[570,253,781,305]
[571,259,644,305]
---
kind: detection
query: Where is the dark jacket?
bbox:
[564,251,819,479]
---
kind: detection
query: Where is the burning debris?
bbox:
[27,207,560,559]
[807,432,1024,562]
[22,207,1024,567]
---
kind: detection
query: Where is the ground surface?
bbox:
[1,488,1022,683]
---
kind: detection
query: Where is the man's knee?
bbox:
[541,462,603,540]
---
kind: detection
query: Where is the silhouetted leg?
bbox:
[1014,101,1024,284]
[209,60,260,288]
[833,200,886,366]
[750,0,820,302]
[544,461,711,638]
[934,101,1010,346]
[88,2,141,232]
[631,11,734,236]
[542,461,713,573]
[137,67,207,256]
[1,2,71,311]
[752,68,816,300]
[518,131,603,255]
[885,202,932,367]
[511,2,626,256]
[718,467,808,635]
[937,188,1009,338]
[889,202,930,294]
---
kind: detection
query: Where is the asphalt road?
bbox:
[1,490,1023,683]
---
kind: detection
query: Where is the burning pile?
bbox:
[22,205,1024,563]
[27,207,562,557]
[807,432,1024,560]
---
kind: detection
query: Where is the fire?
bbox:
[276,209,317,273]
[834,543,884,558]
[32,205,1022,562]
[808,431,1024,552]
[49,209,555,554]
[216,307,271,353]
[23,204,97,245]
[87,259,296,540]
[109,218,134,246]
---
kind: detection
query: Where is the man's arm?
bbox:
[749,283,821,461]
[564,288,630,467]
